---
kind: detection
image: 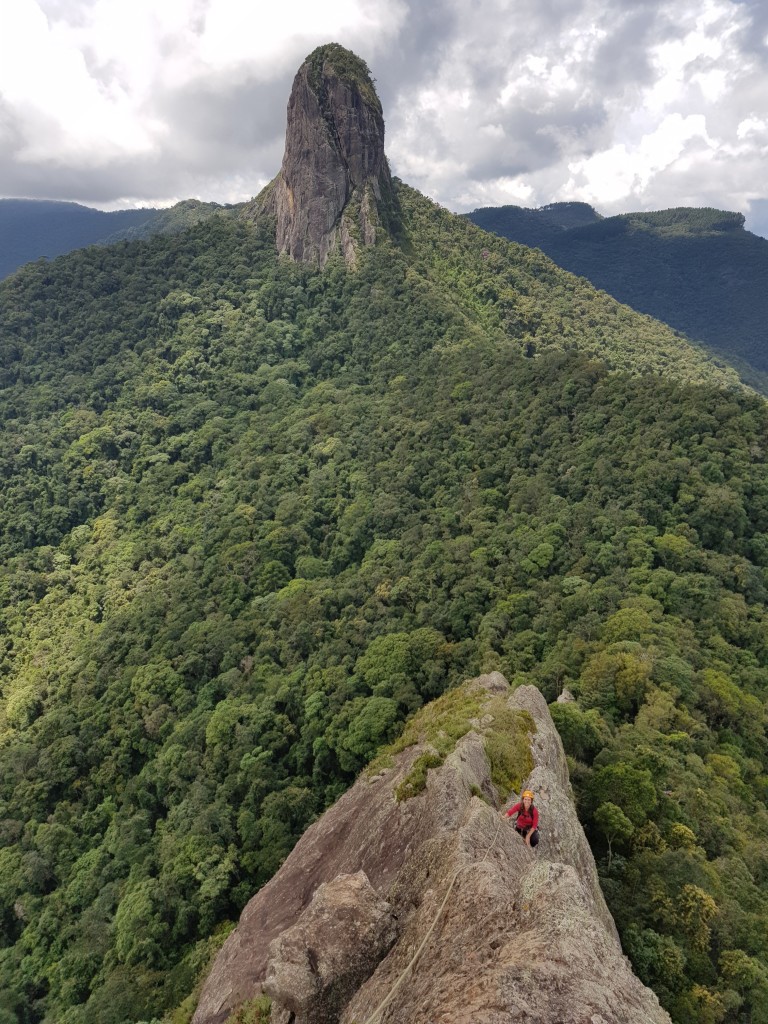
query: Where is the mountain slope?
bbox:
[103,199,233,244]
[466,202,768,384]
[402,187,743,388]
[0,198,229,280]
[0,199,161,279]
[1,190,767,1024]
[467,199,602,248]
[0,46,767,1024]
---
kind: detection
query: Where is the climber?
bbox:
[505,790,539,848]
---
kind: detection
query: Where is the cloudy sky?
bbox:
[2,0,768,236]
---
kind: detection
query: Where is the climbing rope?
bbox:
[360,811,505,1024]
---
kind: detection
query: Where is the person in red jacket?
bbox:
[505,789,539,847]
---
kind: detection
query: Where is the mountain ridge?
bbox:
[0,198,235,281]
[192,675,670,1024]
[4,190,766,402]
[466,201,768,384]
[0,199,161,279]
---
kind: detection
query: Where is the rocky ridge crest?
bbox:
[252,44,397,266]
[192,675,669,1024]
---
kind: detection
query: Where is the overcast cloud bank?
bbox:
[1,0,767,237]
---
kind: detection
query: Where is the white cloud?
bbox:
[455,175,535,210]
[0,0,409,203]
[386,0,768,228]
[642,1,748,115]
[0,0,167,161]
[0,0,766,233]
[737,116,768,140]
[200,0,404,73]
[565,114,713,206]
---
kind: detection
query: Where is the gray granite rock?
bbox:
[254,44,396,266]
[192,674,670,1024]
[264,871,396,1024]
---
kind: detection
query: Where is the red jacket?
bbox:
[506,802,538,832]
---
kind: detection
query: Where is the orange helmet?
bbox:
[522,790,534,800]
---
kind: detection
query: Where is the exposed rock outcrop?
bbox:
[265,872,397,1024]
[192,675,670,1024]
[253,44,397,266]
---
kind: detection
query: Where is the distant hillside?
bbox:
[0,200,160,278]
[469,200,601,248]
[466,203,768,382]
[103,198,233,243]
[0,198,228,279]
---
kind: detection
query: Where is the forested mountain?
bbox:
[466,203,768,386]
[1,44,767,1024]
[0,199,227,281]
[467,199,602,248]
[0,201,160,280]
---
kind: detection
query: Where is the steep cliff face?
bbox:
[254,44,396,266]
[192,675,669,1024]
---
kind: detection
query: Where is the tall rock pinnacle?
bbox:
[260,44,396,265]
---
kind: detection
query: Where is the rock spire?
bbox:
[256,43,397,266]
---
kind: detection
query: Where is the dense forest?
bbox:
[467,202,768,387]
[0,183,766,1024]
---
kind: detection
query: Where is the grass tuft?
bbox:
[366,685,483,780]
[226,995,272,1023]
[367,684,536,803]
[483,700,535,801]
[395,751,444,802]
